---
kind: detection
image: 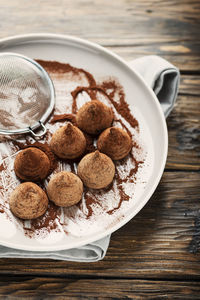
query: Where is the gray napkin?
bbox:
[0,55,179,261]
[129,55,180,117]
[0,236,110,261]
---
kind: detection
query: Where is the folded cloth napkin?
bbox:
[0,236,111,261]
[129,55,180,117]
[0,55,179,262]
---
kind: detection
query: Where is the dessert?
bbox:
[76,100,113,135]
[50,122,86,159]
[0,60,145,239]
[97,127,132,160]
[47,171,83,207]
[9,182,48,220]
[14,147,50,181]
[77,150,115,189]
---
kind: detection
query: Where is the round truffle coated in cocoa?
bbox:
[47,171,83,207]
[9,182,48,220]
[14,147,50,181]
[76,100,113,135]
[50,122,86,159]
[77,150,115,189]
[97,127,132,160]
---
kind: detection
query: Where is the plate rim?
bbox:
[0,33,168,251]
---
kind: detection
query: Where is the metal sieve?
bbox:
[0,52,55,137]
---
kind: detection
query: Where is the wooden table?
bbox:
[0,0,199,298]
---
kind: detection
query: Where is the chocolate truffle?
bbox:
[76,100,113,135]
[97,127,132,160]
[77,150,115,189]
[50,122,86,159]
[9,182,48,220]
[14,147,50,181]
[47,171,83,207]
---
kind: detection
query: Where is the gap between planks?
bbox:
[0,273,200,282]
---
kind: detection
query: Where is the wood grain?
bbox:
[179,75,200,96]
[166,94,200,170]
[0,1,198,172]
[0,0,199,298]
[0,0,199,70]
[0,171,199,279]
[167,75,200,171]
[0,277,200,299]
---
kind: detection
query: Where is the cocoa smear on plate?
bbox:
[71,83,139,129]
[23,202,61,237]
[0,59,144,238]
[0,163,5,172]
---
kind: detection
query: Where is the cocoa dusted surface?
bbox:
[0,58,143,240]
[14,147,51,181]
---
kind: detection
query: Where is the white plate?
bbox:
[0,34,168,251]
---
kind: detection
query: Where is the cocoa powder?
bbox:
[71,83,139,129]
[50,114,76,125]
[13,140,57,176]
[36,60,96,86]
[83,191,104,219]
[37,59,142,219]
[30,202,60,231]
[0,59,144,238]
[0,163,5,172]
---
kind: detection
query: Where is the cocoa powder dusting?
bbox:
[107,169,130,214]
[31,202,60,231]
[114,119,130,137]
[84,133,96,154]
[129,152,144,178]
[24,202,61,237]
[71,83,139,129]
[0,163,5,172]
[83,191,104,219]
[50,113,76,125]
[107,190,129,215]
[37,60,96,86]
[0,59,146,239]
[84,193,95,219]
[101,81,139,129]
[13,140,57,176]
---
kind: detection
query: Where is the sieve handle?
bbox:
[28,121,47,138]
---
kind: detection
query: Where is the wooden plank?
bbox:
[166,93,200,170]
[0,0,199,29]
[166,94,200,170]
[166,75,200,171]
[0,171,199,279]
[115,50,200,73]
[0,1,198,297]
[0,277,200,299]
[0,0,199,70]
[179,75,200,96]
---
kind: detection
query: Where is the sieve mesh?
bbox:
[0,53,54,136]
